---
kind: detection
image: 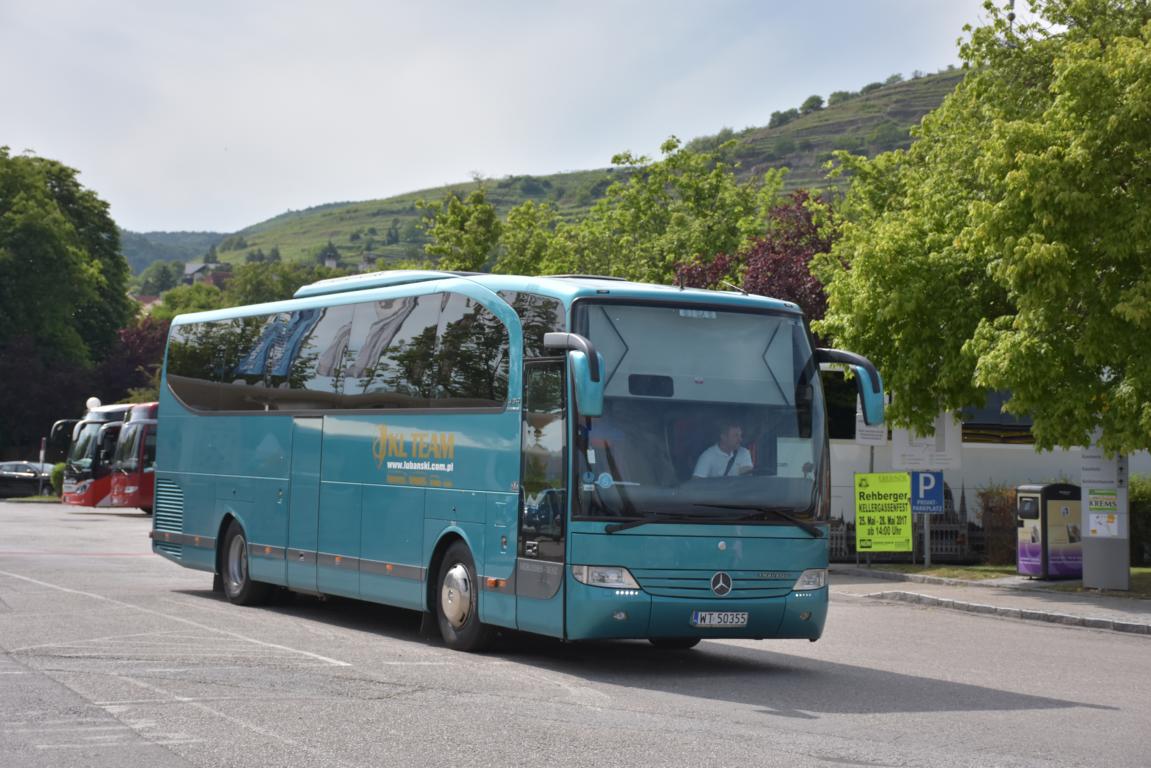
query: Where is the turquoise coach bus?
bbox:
[151,270,884,651]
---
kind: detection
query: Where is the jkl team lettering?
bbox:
[372,426,456,470]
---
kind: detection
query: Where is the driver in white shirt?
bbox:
[692,422,753,478]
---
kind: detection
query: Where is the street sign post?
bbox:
[911,471,944,566]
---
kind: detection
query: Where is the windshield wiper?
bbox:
[693,503,824,538]
[604,511,699,534]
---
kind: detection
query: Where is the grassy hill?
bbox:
[130,69,965,272]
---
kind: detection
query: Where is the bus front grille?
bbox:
[155,542,182,559]
[631,569,796,599]
[153,480,185,533]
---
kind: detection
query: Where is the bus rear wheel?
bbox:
[435,541,494,652]
[220,520,272,606]
[649,637,701,650]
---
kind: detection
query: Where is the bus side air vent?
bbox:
[154,480,185,535]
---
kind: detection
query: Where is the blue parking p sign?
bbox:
[910,471,944,515]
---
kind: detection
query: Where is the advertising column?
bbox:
[1080,440,1130,591]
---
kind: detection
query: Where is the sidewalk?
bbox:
[830,565,1151,636]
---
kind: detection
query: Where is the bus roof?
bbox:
[291,270,801,314]
[170,270,802,328]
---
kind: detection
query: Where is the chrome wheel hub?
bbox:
[226,534,247,595]
[440,563,472,629]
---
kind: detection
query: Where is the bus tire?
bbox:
[435,541,494,652]
[220,520,272,606]
[649,637,701,650]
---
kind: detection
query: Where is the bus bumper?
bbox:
[566,581,828,641]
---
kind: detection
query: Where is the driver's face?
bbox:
[719,426,742,453]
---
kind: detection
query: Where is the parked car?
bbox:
[0,461,54,498]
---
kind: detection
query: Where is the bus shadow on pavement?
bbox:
[172,589,1115,719]
[174,588,429,643]
[490,638,1118,720]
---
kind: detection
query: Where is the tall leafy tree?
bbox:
[544,137,784,283]
[493,200,557,275]
[136,259,184,295]
[420,186,502,271]
[814,0,1151,453]
[223,262,349,306]
[676,190,832,322]
[1,148,134,454]
[151,283,225,321]
[0,147,133,366]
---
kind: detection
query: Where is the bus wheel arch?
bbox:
[430,536,494,652]
[218,517,272,606]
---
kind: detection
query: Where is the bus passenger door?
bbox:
[516,361,567,637]
[287,417,322,593]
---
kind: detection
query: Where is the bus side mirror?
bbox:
[569,350,605,417]
[543,332,605,418]
[817,348,885,426]
[48,419,78,463]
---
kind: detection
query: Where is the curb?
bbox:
[861,590,1151,636]
[830,565,1077,593]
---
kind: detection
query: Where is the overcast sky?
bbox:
[2,1,993,233]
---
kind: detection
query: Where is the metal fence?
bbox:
[829,520,1009,565]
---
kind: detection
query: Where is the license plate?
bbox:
[690,611,748,628]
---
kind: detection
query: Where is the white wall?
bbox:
[830,440,1151,524]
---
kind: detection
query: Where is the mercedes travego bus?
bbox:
[53,399,135,507]
[151,271,883,651]
[109,402,159,514]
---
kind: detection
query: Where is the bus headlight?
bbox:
[572,565,640,589]
[793,569,827,590]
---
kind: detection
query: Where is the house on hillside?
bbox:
[183,263,209,285]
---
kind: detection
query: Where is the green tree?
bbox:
[0,147,133,366]
[151,282,224,321]
[223,262,349,306]
[815,0,1151,454]
[493,200,557,275]
[419,186,502,271]
[800,94,824,113]
[542,137,784,283]
[136,259,184,295]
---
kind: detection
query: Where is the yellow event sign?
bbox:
[855,472,912,552]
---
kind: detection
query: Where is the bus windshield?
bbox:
[573,302,825,524]
[67,422,102,469]
[112,423,140,471]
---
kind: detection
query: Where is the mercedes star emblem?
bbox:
[711,571,732,596]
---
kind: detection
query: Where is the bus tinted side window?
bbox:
[347,294,441,409]
[167,322,224,410]
[434,293,509,407]
[497,291,565,358]
[166,292,510,412]
[292,303,357,408]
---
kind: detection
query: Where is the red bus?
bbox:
[109,402,158,514]
[53,399,134,507]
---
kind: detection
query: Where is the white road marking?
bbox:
[0,569,350,667]
[111,674,363,768]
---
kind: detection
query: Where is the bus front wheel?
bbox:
[435,541,494,652]
[220,520,272,606]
